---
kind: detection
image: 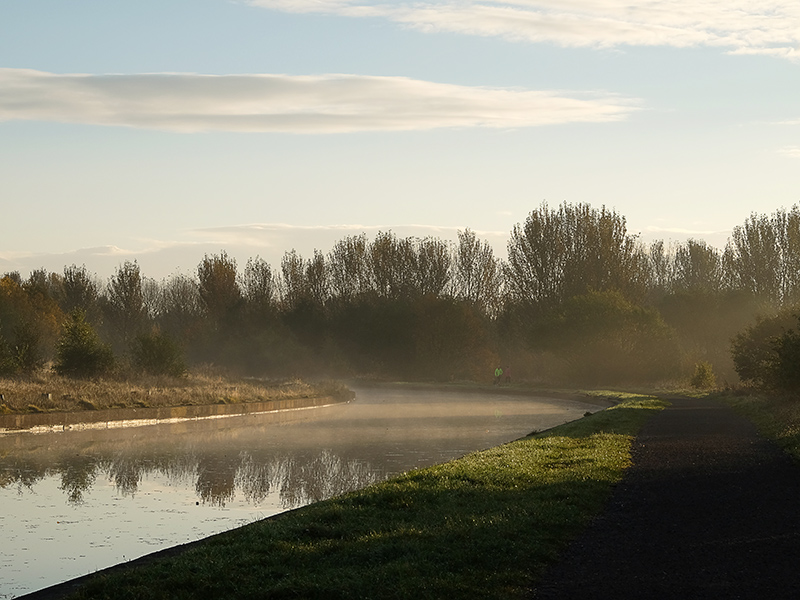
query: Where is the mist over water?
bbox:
[0,387,602,597]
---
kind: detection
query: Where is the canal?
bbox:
[0,386,604,597]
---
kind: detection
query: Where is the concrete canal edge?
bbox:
[0,394,351,434]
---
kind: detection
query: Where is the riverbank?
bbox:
[27,392,667,600]
[0,372,351,416]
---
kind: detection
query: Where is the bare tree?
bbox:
[197,252,242,326]
[103,260,148,350]
[452,228,502,314]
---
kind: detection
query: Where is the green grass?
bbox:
[68,395,667,600]
[719,391,800,462]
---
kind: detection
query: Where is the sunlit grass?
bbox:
[68,394,667,600]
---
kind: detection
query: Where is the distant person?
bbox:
[504,366,512,384]
[494,366,503,385]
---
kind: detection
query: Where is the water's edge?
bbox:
[0,395,347,435]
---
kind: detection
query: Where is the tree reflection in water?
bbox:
[2,389,601,598]
[0,406,381,508]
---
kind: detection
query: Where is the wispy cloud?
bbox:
[1,224,509,279]
[247,0,800,58]
[778,146,800,158]
[0,68,636,133]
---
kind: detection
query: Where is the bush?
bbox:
[690,361,716,389]
[528,290,681,385]
[54,310,115,378]
[131,330,187,377]
[731,310,797,388]
[772,327,800,391]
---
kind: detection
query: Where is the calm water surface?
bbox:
[0,387,601,598]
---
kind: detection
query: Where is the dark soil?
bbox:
[531,395,800,599]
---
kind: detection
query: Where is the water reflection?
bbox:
[0,387,602,597]
[0,405,382,508]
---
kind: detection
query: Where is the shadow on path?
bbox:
[531,396,800,599]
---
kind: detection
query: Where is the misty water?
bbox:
[0,387,603,598]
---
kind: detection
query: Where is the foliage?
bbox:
[690,361,716,389]
[673,239,723,293]
[131,329,187,377]
[505,202,648,310]
[0,273,52,373]
[723,205,800,305]
[0,333,16,375]
[58,264,101,318]
[12,203,800,386]
[731,310,797,388]
[197,251,242,326]
[527,290,681,384]
[54,309,115,378]
[103,260,147,351]
[772,327,800,391]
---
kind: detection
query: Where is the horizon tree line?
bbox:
[3,202,800,386]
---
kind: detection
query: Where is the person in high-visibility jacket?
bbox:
[494,366,503,385]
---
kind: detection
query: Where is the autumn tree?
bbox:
[0,273,52,372]
[197,252,242,328]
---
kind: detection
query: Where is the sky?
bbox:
[1,0,799,280]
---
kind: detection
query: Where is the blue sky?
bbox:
[2,0,799,279]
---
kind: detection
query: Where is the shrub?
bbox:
[690,361,716,389]
[731,310,798,389]
[131,330,187,377]
[772,327,800,392]
[54,310,115,378]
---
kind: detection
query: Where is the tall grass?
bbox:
[68,395,667,600]
[0,372,350,415]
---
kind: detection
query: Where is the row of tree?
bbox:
[3,203,800,386]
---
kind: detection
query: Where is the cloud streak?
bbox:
[0,68,636,133]
[778,146,800,158]
[0,224,510,279]
[248,0,800,58]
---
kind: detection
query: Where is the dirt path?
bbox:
[531,395,800,599]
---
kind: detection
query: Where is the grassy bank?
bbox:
[719,390,800,462]
[0,372,350,415]
[65,394,667,600]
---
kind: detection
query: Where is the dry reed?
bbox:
[0,371,348,415]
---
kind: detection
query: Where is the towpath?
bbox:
[531,395,800,599]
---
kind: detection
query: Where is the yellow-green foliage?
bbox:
[690,361,716,389]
